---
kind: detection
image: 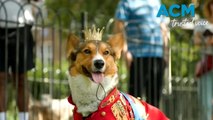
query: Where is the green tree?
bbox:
[45,0,120,28]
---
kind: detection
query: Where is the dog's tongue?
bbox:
[91,73,104,84]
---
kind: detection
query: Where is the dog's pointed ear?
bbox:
[107,33,125,60]
[66,33,80,61]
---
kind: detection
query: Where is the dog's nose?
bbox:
[94,59,104,69]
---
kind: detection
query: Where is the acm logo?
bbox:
[157,4,195,17]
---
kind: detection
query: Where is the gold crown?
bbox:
[83,26,104,41]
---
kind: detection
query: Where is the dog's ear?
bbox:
[66,33,80,61]
[107,33,125,60]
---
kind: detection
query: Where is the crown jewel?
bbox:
[83,26,104,41]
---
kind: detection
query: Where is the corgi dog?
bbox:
[66,27,169,120]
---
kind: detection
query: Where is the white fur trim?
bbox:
[68,74,118,117]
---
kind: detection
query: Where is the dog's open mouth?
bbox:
[82,66,104,84]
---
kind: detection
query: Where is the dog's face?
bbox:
[66,33,124,84]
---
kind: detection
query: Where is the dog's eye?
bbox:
[83,49,91,54]
[103,50,109,55]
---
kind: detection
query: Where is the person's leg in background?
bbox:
[12,73,29,120]
[145,57,165,108]
[128,57,138,97]
[14,25,34,120]
[0,34,7,120]
[206,72,213,120]
[211,73,213,120]
[7,41,30,120]
[0,25,34,120]
[128,57,144,98]
[0,73,7,120]
[11,25,34,120]
[204,71,213,120]
[198,70,213,120]
[143,57,153,106]
[211,86,213,120]
[153,57,165,108]
[198,77,207,120]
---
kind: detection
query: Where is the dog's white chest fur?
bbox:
[68,74,118,117]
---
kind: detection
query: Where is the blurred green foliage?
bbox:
[45,0,120,28]
[28,58,70,99]
[170,28,200,78]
